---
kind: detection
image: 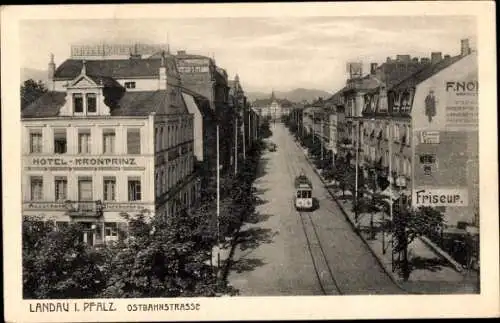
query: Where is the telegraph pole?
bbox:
[234,116,238,175]
[321,115,324,161]
[216,124,221,273]
[354,119,360,225]
[242,109,246,160]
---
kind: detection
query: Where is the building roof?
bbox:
[390,55,464,90]
[22,90,187,119]
[343,75,381,93]
[326,87,347,105]
[54,57,177,80]
[113,90,186,116]
[86,74,123,88]
[22,91,67,118]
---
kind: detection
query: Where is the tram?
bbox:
[294,172,314,211]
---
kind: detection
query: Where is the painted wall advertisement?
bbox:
[411,53,478,215]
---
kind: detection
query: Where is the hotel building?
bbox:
[22,50,198,245]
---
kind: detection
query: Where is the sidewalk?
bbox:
[301,150,479,294]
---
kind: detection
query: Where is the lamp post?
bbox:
[394,175,408,279]
[354,118,361,225]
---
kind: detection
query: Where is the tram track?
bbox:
[282,137,344,295]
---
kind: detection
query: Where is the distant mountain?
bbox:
[21,68,48,85]
[246,88,332,104]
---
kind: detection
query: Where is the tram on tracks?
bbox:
[294,172,314,211]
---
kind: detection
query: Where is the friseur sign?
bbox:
[412,187,468,207]
[26,157,144,168]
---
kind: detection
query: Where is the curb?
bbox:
[419,236,465,273]
[294,140,412,294]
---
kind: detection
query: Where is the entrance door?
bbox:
[80,222,95,246]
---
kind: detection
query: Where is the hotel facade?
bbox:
[22,49,199,245]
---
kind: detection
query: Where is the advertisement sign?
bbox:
[412,187,468,207]
[24,156,147,169]
[412,53,478,132]
[420,131,440,144]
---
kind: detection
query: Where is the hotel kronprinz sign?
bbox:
[25,157,145,168]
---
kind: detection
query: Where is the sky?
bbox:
[20,16,477,94]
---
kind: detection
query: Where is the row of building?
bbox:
[21,43,260,245]
[290,38,479,230]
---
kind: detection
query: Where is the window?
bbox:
[55,176,67,201]
[128,178,141,201]
[102,129,115,154]
[124,82,136,89]
[78,129,91,154]
[86,93,97,113]
[73,93,83,113]
[127,128,141,154]
[103,177,116,201]
[420,154,436,164]
[161,169,166,193]
[30,130,42,153]
[160,127,164,150]
[30,176,43,201]
[53,129,67,154]
[105,222,118,237]
[78,177,93,201]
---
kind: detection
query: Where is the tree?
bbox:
[21,79,47,110]
[391,204,444,280]
[100,209,226,298]
[23,216,105,299]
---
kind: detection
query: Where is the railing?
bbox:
[65,200,104,217]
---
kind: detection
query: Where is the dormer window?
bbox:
[73,93,84,113]
[86,93,97,112]
[72,92,98,114]
[125,82,136,89]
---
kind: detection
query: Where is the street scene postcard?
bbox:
[2,2,499,322]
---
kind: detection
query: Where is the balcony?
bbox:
[65,200,104,217]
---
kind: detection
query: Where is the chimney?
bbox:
[396,54,411,62]
[159,51,167,90]
[431,52,443,64]
[48,53,56,91]
[177,50,186,55]
[370,63,378,75]
[461,38,471,56]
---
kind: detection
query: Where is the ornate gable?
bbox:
[68,75,100,90]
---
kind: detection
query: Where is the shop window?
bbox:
[105,222,119,238]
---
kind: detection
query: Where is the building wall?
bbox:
[153,113,196,218]
[22,116,155,226]
[411,53,478,226]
